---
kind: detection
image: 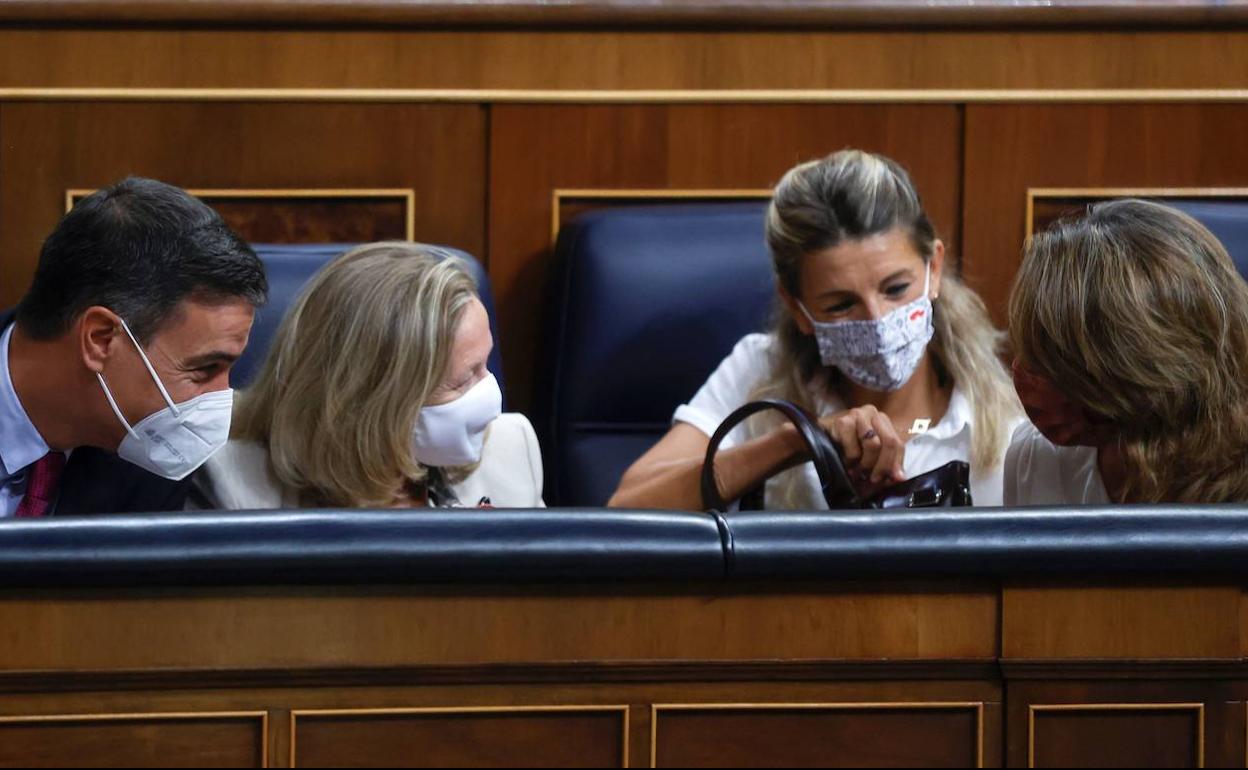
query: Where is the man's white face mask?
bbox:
[96,318,233,481]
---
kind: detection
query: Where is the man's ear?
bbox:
[778,284,814,335]
[929,240,946,300]
[79,306,123,374]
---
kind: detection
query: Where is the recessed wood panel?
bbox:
[291,707,626,768]
[66,189,414,244]
[652,703,981,768]
[961,103,1248,324]
[1029,705,1203,768]
[489,103,961,409]
[0,101,485,307]
[0,712,266,768]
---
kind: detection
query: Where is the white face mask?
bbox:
[799,262,935,392]
[412,373,503,467]
[96,319,234,481]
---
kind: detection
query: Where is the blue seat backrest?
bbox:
[234,244,504,392]
[540,203,776,507]
[1164,199,1248,278]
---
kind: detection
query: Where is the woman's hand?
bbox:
[817,406,906,493]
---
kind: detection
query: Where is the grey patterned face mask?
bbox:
[799,262,934,392]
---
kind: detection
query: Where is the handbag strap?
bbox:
[700,399,861,512]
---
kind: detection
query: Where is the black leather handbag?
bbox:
[700,399,972,512]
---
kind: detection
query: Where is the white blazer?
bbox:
[190,412,545,509]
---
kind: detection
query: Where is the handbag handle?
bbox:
[700,399,861,512]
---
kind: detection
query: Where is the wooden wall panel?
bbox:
[291,707,627,768]
[1002,583,1241,660]
[488,103,962,410]
[0,101,486,307]
[0,712,266,768]
[961,103,1248,324]
[1029,705,1202,768]
[651,704,982,768]
[2,30,1248,91]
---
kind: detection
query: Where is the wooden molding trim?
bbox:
[1025,186,1248,238]
[290,704,629,768]
[550,188,772,246]
[3,88,1248,104]
[66,186,417,241]
[0,1,1245,30]
[0,659,1004,694]
[0,711,270,768]
[1027,703,1205,768]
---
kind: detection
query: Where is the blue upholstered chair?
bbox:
[1166,199,1248,276]
[233,244,503,392]
[538,203,776,507]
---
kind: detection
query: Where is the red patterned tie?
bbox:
[14,452,66,518]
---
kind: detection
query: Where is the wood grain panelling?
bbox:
[0,101,485,306]
[1006,681,1245,769]
[1029,706,1202,768]
[2,30,1248,91]
[0,581,996,671]
[292,708,626,768]
[652,704,982,768]
[1002,583,1241,660]
[488,103,961,409]
[0,713,266,768]
[961,103,1248,323]
[64,191,412,245]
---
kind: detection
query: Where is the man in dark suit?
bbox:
[0,177,267,516]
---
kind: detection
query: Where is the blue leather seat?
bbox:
[539,203,776,507]
[1165,199,1248,277]
[234,244,504,391]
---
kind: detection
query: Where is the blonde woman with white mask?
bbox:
[190,242,544,510]
[610,149,1022,510]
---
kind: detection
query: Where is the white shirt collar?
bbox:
[0,322,50,478]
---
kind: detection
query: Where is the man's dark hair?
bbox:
[16,177,268,342]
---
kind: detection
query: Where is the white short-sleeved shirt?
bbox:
[1003,421,1110,506]
[673,333,1015,508]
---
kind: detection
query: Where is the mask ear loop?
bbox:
[116,318,181,417]
[96,372,140,441]
[922,259,932,298]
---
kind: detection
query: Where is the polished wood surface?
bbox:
[292,707,626,768]
[0,581,998,671]
[1002,583,1242,660]
[488,103,961,409]
[1028,704,1202,768]
[651,704,982,768]
[4,30,1248,92]
[0,101,485,307]
[1006,681,1247,768]
[0,712,267,768]
[1,0,1245,28]
[960,103,1248,322]
[2,581,1247,767]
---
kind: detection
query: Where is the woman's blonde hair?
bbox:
[233,242,480,507]
[1010,198,1248,503]
[755,149,1020,507]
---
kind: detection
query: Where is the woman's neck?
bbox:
[835,354,952,441]
[1097,444,1129,503]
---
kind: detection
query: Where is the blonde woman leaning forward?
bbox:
[610,149,1022,510]
[1006,199,1248,505]
[191,243,544,509]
